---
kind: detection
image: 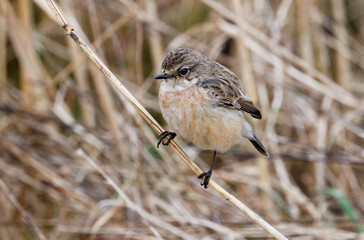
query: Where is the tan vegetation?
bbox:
[0,0,363,239]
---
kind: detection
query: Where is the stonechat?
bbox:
[155,48,268,188]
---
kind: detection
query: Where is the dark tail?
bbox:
[249,136,269,157]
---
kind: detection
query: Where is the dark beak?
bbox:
[154,72,170,79]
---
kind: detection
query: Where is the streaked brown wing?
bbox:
[198,78,262,119]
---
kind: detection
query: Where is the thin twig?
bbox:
[42,0,287,239]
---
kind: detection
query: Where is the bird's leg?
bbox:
[198,151,217,189]
[157,131,176,148]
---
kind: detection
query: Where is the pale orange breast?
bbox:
[159,85,245,152]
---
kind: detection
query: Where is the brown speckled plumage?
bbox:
[156,48,268,188]
[160,48,262,119]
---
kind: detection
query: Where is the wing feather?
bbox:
[199,77,262,119]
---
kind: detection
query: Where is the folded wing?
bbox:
[198,78,262,119]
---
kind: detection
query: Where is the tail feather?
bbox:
[249,137,269,157]
[243,120,269,157]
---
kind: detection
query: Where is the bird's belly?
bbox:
[159,86,245,152]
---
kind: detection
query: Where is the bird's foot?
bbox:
[198,170,212,189]
[157,131,176,148]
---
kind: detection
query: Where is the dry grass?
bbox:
[0,0,363,239]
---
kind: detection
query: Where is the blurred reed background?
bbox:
[0,0,363,239]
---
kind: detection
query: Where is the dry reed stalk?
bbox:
[43,0,288,239]
[77,149,197,240]
[315,96,331,216]
[2,138,96,211]
[90,206,120,234]
[267,0,293,221]
[67,37,96,127]
[232,0,257,101]
[90,64,126,159]
[135,19,144,87]
[0,0,6,102]
[52,6,138,86]
[84,1,127,159]
[239,223,360,239]
[204,0,360,108]
[128,105,188,185]
[312,5,331,217]
[230,0,308,220]
[146,0,164,76]
[266,61,302,219]
[0,178,47,240]
[232,0,273,220]
[222,20,359,113]
[217,13,322,220]
[63,0,96,128]
[342,164,364,210]
[0,159,71,206]
[5,0,51,112]
[332,0,350,87]
[0,192,14,239]
[296,0,314,66]
[17,0,32,109]
[146,0,164,96]
[313,3,333,208]
[296,0,326,219]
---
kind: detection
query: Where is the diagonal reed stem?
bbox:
[43,0,287,239]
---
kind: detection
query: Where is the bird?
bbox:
[155,48,268,188]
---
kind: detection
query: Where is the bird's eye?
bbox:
[179,68,190,76]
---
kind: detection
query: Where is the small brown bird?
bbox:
[155,48,268,188]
